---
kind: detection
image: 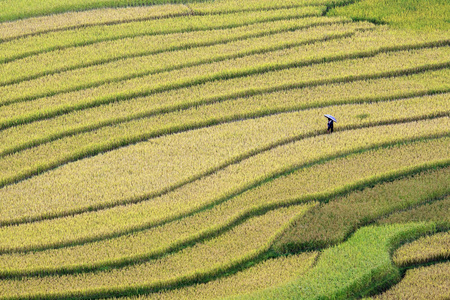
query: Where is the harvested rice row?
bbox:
[0,21,369,95]
[0,205,310,300]
[0,166,446,276]
[371,262,450,300]
[0,17,351,86]
[120,252,318,300]
[0,4,191,42]
[0,127,448,253]
[0,97,448,223]
[240,223,438,299]
[1,70,448,160]
[272,168,450,253]
[393,229,450,267]
[2,44,449,129]
[0,6,324,64]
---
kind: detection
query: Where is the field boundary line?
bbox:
[1,44,448,129]
[0,8,324,64]
[0,19,354,87]
[1,127,448,228]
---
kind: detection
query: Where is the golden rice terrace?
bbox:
[0,0,448,299]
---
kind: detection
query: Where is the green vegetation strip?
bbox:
[328,0,450,31]
[1,71,448,161]
[0,6,324,64]
[0,205,309,300]
[240,222,438,299]
[272,168,450,253]
[0,111,448,226]
[0,134,447,254]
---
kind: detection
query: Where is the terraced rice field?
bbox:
[0,0,448,299]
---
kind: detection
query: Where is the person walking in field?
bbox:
[324,114,337,134]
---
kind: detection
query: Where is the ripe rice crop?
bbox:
[0,134,447,253]
[0,205,309,299]
[1,1,449,298]
[0,4,191,42]
[2,44,449,131]
[240,222,438,299]
[0,203,320,276]
[272,167,450,253]
[1,70,447,161]
[371,262,450,300]
[0,115,448,225]
[1,33,449,108]
[392,230,450,267]
[121,252,318,300]
[0,6,323,64]
[1,91,448,192]
[0,21,370,96]
[0,17,351,85]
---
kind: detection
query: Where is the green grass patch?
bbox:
[272,167,450,253]
[238,222,438,299]
[328,0,450,31]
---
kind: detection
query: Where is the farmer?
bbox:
[327,117,334,134]
[324,114,336,134]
